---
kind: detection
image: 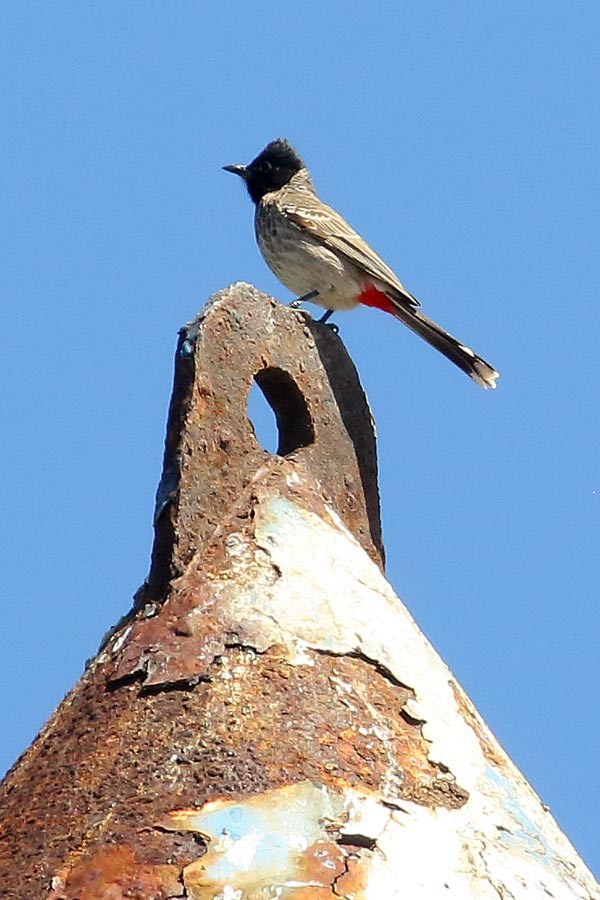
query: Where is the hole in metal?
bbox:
[247,380,279,454]
[248,367,314,456]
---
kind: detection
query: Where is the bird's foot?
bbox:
[289,289,320,309]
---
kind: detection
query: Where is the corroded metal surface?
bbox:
[146,281,383,606]
[1,284,597,899]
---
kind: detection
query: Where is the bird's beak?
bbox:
[223,164,248,180]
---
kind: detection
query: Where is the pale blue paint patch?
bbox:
[485,765,552,856]
[483,763,580,889]
[165,781,346,888]
[258,495,310,547]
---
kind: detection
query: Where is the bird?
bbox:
[224,139,499,389]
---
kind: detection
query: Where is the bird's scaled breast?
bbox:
[255,205,361,309]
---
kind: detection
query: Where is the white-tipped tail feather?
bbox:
[391,305,499,390]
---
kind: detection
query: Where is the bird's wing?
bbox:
[283,196,420,310]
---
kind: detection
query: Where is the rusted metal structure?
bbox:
[1,283,597,899]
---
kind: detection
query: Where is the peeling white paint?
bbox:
[193,491,600,899]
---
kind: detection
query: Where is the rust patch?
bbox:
[450,679,509,770]
[192,649,423,801]
[299,840,347,888]
[48,845,182,900]
[333,854,371,898]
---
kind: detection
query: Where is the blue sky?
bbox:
[2,1,599,877]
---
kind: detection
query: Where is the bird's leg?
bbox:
[288,292,338,331]
[289,289,320,309]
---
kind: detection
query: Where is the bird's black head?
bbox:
[224,139,305,204]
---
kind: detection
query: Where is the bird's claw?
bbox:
[289,289,320,309]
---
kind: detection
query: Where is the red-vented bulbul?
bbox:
[224,139,499,389]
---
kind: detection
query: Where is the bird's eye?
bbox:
[260,160,272,173]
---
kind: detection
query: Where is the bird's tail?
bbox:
[390,303,499,389]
